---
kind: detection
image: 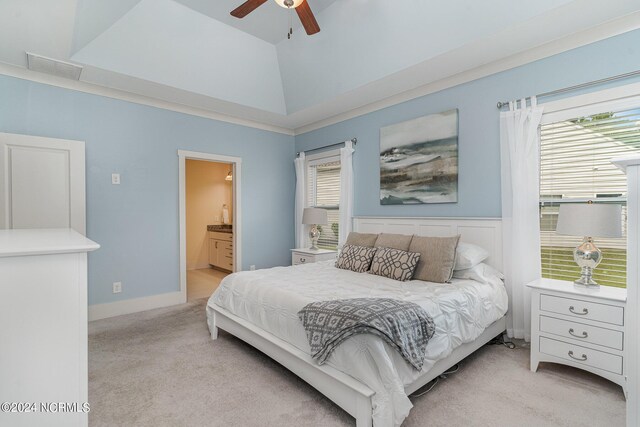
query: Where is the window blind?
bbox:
[540,108,640,288]
[307,158,341,249]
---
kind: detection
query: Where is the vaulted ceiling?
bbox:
[1,0,640,132]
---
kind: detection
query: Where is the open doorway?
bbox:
[178,150,241,303]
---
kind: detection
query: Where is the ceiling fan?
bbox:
[230,0,320,36]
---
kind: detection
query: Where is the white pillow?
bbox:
[453,262,504,284]
[454,242,489,270]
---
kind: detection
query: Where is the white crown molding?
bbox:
[1,11,639,138]
[293,11,640,135]
[0,61,295,136]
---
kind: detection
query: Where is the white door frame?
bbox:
[178,150,242,303]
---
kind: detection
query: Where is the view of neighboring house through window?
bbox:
[540,108,640,288]
[306,152,341,249]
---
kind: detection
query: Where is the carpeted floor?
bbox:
[89,298,626,427]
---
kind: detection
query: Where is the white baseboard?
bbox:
[88,291,185,321]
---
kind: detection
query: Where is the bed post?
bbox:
[207,306,219,340]
[355,395,373,427]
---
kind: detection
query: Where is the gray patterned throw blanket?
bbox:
[298,298,435,370]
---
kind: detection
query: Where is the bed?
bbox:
[206,217,507,427]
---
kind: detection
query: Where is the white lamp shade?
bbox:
[556,203,622,238]
[302,208,327,225]
[274,0,304,8]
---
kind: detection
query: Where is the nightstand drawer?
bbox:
[540,316,623,350]
[540,294,624,326]
[292,253,313,265]
[539,337,622,374]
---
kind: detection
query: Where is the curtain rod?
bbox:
[296,138,357,157]
[496,69,640,109]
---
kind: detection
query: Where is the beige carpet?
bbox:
[89,299,626,427]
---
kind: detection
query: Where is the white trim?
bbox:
[1,13,639,135]
[294,13,640,135]
[541,81,640,124]
[178,150,242,303]
[88,291,183,321]
[0,62,294,136]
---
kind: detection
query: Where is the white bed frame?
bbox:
[210,217,505,427]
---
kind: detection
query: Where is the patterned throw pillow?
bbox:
[369,247,421,281]
[335,244,377,273]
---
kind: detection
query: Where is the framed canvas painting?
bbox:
[380,109,458,204]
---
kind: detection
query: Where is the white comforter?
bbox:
[207,261,508,427]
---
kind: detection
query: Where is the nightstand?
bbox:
[291,248,337,265]
[528,278,627,395]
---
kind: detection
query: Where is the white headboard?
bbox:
[353,217,503,271]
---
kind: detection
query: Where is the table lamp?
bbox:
[555,202,622,288]
[302,208,328,251]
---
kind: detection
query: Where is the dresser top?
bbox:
[527,278,626,303]
[0,228,100,258]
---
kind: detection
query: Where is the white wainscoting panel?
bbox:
[353,217,503,271]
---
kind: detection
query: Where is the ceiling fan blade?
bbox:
[295,0,320,35]
[230,0,268,18]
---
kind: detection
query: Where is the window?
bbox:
[540,107,640,288]
[306,151,341,249]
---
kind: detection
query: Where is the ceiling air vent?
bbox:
[26,52,83,80]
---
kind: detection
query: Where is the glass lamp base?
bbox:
[574,275,599,288]
[573,237,602,289]
[308,225,320,251]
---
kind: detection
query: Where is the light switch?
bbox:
[112,173,120,185]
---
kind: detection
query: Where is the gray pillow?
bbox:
[335,244,377,273]
[345,232,379,248]
[409,235,461,283]
[369,247,420,282]
[374,233,413,251]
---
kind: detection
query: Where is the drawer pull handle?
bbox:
[568,328,588,339]
[300,258,306,263]
[568,350,588,361]
[569,306,588,315]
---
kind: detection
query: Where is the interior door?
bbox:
[0,132,86,234]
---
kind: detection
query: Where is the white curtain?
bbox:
[500,97,544,341]
[338,140,355,246]
[294,152,306,249]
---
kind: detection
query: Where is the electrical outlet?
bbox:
[249,265,256,271]
[112,282,122,293]
[111,173,121,185]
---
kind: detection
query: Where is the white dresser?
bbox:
[0,229,99,427]
[291,248,337,265]
[528,278,627,394]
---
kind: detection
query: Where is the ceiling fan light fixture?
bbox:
[274,0,304,9]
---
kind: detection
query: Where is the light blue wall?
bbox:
[0,75,295,305]
[295,29,640,218]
